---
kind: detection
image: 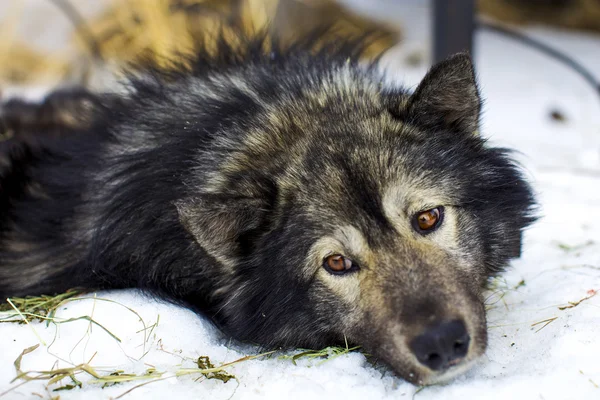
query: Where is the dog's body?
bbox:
[0,35,535,385]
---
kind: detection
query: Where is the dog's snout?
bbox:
[409,319,470,371]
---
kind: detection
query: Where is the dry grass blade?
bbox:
[5,298,46,346]
[0,290,83,323]
[56,315,122,342]
[4,330,273,397]
[280,337,361,366]
[176,350,276,377]
[558,289,597,310]
[53,374,83,391]
[105,351,271,399]
[0,293,156,346]
[1,290,276,397]
[61,296,153,351]
[14,344,40,374]
[0,345,40,397]
[1,352,97,398]
[11,363,101,384]
[531,317,558,333]
[90,368,163,386]
[0,291,159,397]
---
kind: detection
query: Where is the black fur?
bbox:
[0,33,536,384]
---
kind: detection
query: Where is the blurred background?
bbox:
[0,0,599,171]
[1,1,599,83]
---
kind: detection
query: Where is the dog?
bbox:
[0,31,536,385]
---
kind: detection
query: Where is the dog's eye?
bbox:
[413,206,444,233]
[323,255,358,275]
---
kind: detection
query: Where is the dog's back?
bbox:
[0,89,113,296]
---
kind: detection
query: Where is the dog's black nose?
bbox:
[409,320,470,371]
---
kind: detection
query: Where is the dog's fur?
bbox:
[0,33,536,384]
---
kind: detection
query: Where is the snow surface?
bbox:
[1,3,600,400]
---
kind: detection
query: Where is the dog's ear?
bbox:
[404,53,481,134]
[176,192,272,268]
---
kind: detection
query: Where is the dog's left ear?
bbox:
[404,53,481,134]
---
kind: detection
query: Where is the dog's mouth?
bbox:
[422,357,479,385]
[395,347,481,386]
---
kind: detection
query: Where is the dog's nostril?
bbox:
[409,320,470,371]
[423,352,443,370]
[453,339,468,356]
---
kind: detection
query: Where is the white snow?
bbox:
[1,2,600,400]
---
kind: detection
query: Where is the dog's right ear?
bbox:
[402,53,482,134]
[176,194,269,269]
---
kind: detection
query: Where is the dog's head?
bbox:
[177,53,536,384]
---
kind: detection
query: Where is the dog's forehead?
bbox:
[298,132,463,201]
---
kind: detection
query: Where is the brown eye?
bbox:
[323,255,358,275]
[413,207,444,233]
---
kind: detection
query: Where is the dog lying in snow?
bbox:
[0,31,535,385]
